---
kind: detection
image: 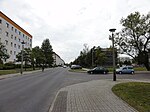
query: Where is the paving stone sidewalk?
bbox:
[49,79,150,112]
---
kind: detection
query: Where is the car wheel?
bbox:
[119,71,122,74]
[131,71,134,74]
[90,71,93,74]
[103,71,106,74]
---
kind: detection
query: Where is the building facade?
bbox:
[0,11,32,63]
[53,52,65,66]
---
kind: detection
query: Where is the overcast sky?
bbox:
[0,0,150,63]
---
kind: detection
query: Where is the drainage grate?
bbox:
[51,91,68,112]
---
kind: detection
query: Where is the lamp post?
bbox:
[92,46,95,67]
[21,41,25,74]
[109,28,116,81]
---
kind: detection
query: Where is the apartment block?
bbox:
[0,11,32,63]
[53,52,65,66]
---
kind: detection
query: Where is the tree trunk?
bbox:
[138,51,150,71]
[144,62,150,71]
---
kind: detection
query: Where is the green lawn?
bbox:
[0,70,18,75]
[0,68,40,75]
[134,67,147,71]
[112,82,150,112]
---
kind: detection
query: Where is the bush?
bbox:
[0,64,3,70]
[15,64,21,68]
[3,62,15,69]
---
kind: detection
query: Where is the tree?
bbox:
[115,12,150,70]
[16,48,32,71]
[0,42,9,64]
[31,46,45,69]
[41,39,54,67]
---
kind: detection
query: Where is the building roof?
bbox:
[0,11,32,38]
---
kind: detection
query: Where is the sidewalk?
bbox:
[49,79,150,112]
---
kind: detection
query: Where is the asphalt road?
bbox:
[0,67,149,112]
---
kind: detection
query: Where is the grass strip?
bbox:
[112,82,150,112]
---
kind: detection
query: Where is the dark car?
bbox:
[87,67,109,74]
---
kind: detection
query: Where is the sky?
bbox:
[0,0,150,63]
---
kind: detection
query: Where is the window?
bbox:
[23,34,24,37]
[30,39,32,42]
[19,38,20,42]
[15,36,16,40]
[11,42,13,47]
[14,44,16,48]
[11,35,13,39]
[5,31,9,37]
[19,31,21,35]
[5,40,8,45]
[11,27,14,31]
[10,50,12,55]
[0,19,2,24]
[18,45,20,49]
[15,29,17,33]
[14,51,16,55]
[6,23,9,28]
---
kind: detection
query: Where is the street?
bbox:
[0,67,149,112]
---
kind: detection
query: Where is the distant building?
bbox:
[101,48,117,66]
[53,52,65,66]
[0,11,32,63]
[119,56,132,63]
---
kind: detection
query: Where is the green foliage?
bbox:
[72,45,112,68]
[112,82,150,112]
[116,12,150,70]
[0,70,18,75]
[16,48,32,71]
[0,42,9,63]
[41,39,54,67]
[32,46,44,67]
[0,62,15,70]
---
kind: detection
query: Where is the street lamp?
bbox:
[92,46,95,67]
[109,28,116,81]
[21,41,25,74]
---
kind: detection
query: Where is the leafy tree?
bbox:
[41,39,54,67]
[115,12,150,70]
[72,45,108,68]
[95,47,107,66]
[0,42,9,64]
[16,48,31,70]
[31,46,45,69]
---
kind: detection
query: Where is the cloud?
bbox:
[1,0,150,63]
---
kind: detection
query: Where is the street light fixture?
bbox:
[21,41,25,74]
[109,28,116,81]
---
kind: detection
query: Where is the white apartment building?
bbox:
[53,52,65,66]
[0,11,32,63]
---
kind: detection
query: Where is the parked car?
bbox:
[116,66,134,74]
[63,65,67,68]
[87,67,109,74]
[71,65,82,69]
